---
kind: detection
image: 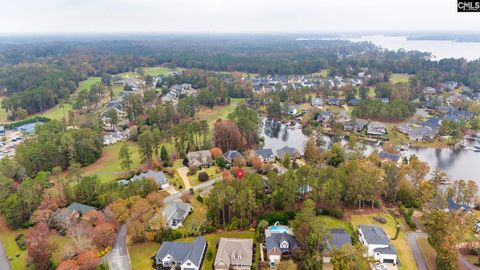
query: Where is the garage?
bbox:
[382,259,395,264]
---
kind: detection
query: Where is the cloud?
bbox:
[0,0,478,33]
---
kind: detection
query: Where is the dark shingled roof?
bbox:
[265,232,298,254]
[379,151,400,163]
[156,236,206,267]
[374,245,397,255]
[255,149,274,159]
[66,202,96,215]
[327,228,352,250]
[358,225,390,246]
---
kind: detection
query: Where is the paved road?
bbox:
[176,167,192,190]
[460,254,479,270]
[406,232,428,270]
[0,240,11,270]
[102,224,131,270]
[164,176,221,203]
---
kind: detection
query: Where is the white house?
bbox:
[358,225,397,265]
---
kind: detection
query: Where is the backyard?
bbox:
[390,73,411,84]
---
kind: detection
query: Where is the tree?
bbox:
[331,245,370,270]
[93,222,116,248]
[213,119,245,151]
[425,209,469,270]
[160,145,169,162]
[228,103,261,147]
[26,222,55,270]
[76,250,100,270]
[57,260,79,270]
[119,142,133,170]
[104,108,119,130]
[138,129,155,167]
[327,143,345,167]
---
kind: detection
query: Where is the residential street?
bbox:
[405,232,428,270]
[460,254,479,270]
[102,224,131,270]
[164,176,221,204]
[0,240,11,270]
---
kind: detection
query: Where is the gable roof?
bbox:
[66,202,96,215]
[447,197,471,212]
[358,225,390,246]
[214,238,253,268]
[265,232,298,253]
[162,202,192,223]
[379,151,401,163]
[224,150,244,161]
[255,149,274,159]
[187,150,213,166]
[156,236,206,267]
[130,170,169,186]
[276,145,299,159]
[326,228,352,250]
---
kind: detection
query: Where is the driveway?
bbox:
[406,232,428,270]
[0,240,11,270]
[176,167,192,190]
[164,176,221,204]
[102,224,131,270]
[460,254,478,270]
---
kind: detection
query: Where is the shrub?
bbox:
[196,195,204,203]
[206,249,213,261]
[198,171,209,182]
[316,207,344,219]
[188,166,197,176]
[260,211,296,225]
[373,216,387,224]
[15,234,26,250]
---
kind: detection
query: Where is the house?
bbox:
[317,111,333,127]
[347,99,361,106]
[447,197,472,213]
[214,238,253,270]
[378,151,401,164]
[423,87,437,95]
[288,106,298,116]
[264,222,298,266]
[358,225,398,265]
[16,122,43,134]
[187,150,213,167]
[254,149,275,163]
[155,236,207,270]
[276,145,300,160]
[162,202,192,229]
[224,150,246,164]
[343,119,368,132]
[0,126,4,135]
[323,228,352,263]
[326,98,342,106]
[122,170,170,189]
[377,98,389,104]
[421,117,441,131]
[53,202,97,230]
[443,81,458,91]
[367,122,386,136]
[408,126,436,141]
[311,98,324,107]
[397,124,411,135]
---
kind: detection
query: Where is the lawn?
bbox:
[118,67,179,79]
[0,97,8,123]
[181,230,256,270]
[196,98,244,127]
[390,73,411,84]
[0,219,28,270]
[417,237,436,270]
[81,141,142,183]
[350,213,417,270]
[317,215,348,229]
[128,241,159,270]
[50,231,74,265]
[187,166,221,187]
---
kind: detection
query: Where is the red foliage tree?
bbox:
[210,147,223,159]
[213,120,245,151]
[93,222,116,248]
[76,250,100,270]
[25,222,55,270]
[57,259,80,270]
[251,156,263,170]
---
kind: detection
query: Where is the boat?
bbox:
[399,144,410,151]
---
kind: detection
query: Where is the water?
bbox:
[332,35,480,61]
[260,118,308,155]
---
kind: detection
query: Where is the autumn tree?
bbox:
[93,222,116,248]
[331,245,370,270]
[76,250,100,270]
[213,119,245,151]
[26,222,55,270]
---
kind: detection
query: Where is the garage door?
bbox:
[382,259,395,264]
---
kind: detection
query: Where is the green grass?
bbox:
[0,220,27,270]
[81,141,142,183]
[350,213,417,270]
[50,232,74,265]
[417,237,436,270]
[317,215,348,229]
[119,67,179,79]
[390,73,411,84]
[187,166,221,187]
[196,98,243,127]
[0,97,8,123]
[128,241,159,270]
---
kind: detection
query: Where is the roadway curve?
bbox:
[0,240,11,270]
[102,224,131,270]
[406,232,428,270]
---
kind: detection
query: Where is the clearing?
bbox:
[390,73,411,84]
[196,98,243,127]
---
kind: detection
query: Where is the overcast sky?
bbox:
[0,0,479,33]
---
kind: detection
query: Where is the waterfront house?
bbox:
[162,202,192,229]
[254,149,275,163]
[408,126,436,141]
[155,236,207,270]
[379,151,401,164]
[311,98,324,107]
[367,122,386,136]
[214,238,253,270]
[276,145,300,160]
[317,111,333,128]
[265,222,298,266]
[323,228,352,263]
[447,197,471,213]
[187,150,213,167]
[358,225,397,265]
[224,150,246,164]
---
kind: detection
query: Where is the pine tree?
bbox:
[119,142,132,170]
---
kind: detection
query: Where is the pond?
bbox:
[260,118,308,155]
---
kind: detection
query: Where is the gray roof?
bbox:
[358,225,390,246]
[187,150,213,167]
[379,151,401,163]
[373,245,397,255]
[162,202,192,225]
[255,149,274,159]
[156,236,206,267]
[276,145,299,159]
[66,202,96,215]
[327,228,352,250]
[265,232,298,254]
[131,170,169,186]
[224,150,244,161]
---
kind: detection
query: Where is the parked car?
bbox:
[374,262,388,270]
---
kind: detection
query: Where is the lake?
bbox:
[260,118,308,155]
[323,35,480,61]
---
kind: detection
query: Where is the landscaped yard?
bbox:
[0,97,8,123]
[350,213,416,270]
[390,73,411,84]
[50,231,74,266]
[417,237,436,270]
[128,241,159,270]
[187,166,221,187]
[0,219,28,270]
[118,67,180,79]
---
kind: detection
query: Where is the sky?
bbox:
[0,0,479,33]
